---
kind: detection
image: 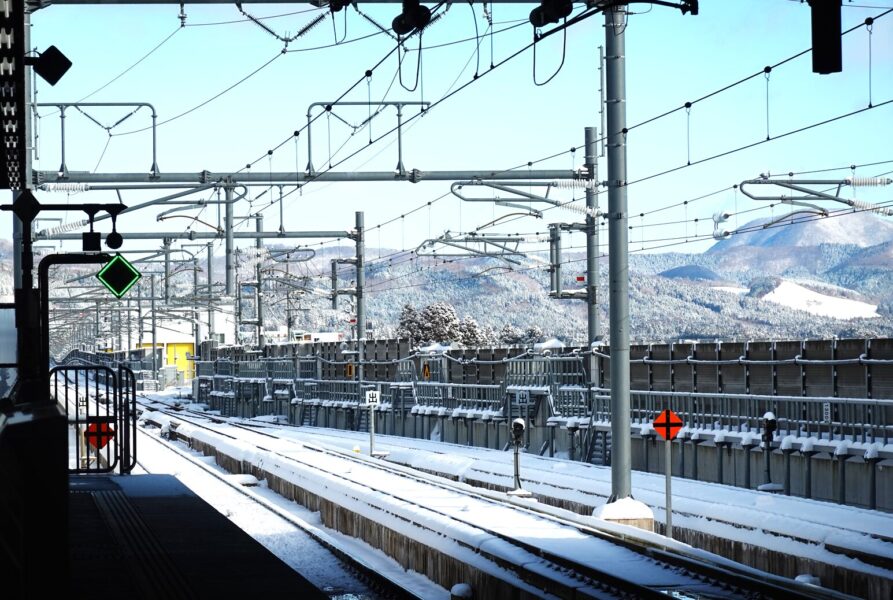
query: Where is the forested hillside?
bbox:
[4,212,893,345]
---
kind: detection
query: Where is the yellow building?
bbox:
[139,317,197,382]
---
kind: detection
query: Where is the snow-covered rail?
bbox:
[134,423,429,600]
[139,400,844,600]
[252,424,893,600]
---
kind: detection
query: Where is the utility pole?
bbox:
[331,261,338,310]
[137,280,144,349]
[150,274,158,383]
[255,214,265,351]
[207,241,214,343]
[605,4,631,503]
[163,238,171,304]
[585,126,600,344]
[224,182,234,296]
[355,211,365,383]
[224,182,235,346]
[94,302,100,348]
[193,257,200,365]
[115,302,122,353]
[126,298,132,352]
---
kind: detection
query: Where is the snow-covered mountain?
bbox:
[3,212,892,344]
[708,211,893,251]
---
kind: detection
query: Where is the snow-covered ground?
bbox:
[138,388,893,599]
[259,425,893,577]
[712,285,749,294]
[762,281,879,319]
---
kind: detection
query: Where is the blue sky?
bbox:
[10,1,893,260]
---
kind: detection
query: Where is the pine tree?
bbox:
[523,325,545,344]
[420,302,461,343]
[397,304,423,341]
[499,324,524,344]
[458,317,485,346]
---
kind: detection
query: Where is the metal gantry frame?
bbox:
[34,102,160,178]
[16,0,709,509]
[305,100,431,176]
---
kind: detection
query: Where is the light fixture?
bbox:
[105,205,125,249]
[807,0,842,74]
[529,0,572,28]
[392,0,431,36]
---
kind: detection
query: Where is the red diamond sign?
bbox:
[653,409,683,441]
[85,422,115,449]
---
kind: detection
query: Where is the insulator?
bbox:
[849,198,893,216]
[550,179,597,190]
[39,183,90,192]
[558,202,597,218]
[713,211,731,224]
[712,228,730,240]
[846,177,892,187]
[296,14,325,38]
[39,219,89,236]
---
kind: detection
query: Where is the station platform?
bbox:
[68,473,327,599]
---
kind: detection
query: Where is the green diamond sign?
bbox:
[97,254,141,298]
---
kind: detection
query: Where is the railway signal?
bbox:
[653,409,684,539]
[653,409,683,441]
[96,254,142,299]
[84,422,114,450]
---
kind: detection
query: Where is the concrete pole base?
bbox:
[593,498,655,533]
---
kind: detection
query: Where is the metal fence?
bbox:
[62,341,893,455]
[51,363,137,475]
[591,388,893,446]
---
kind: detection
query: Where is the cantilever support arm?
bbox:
[739,179,829,214]
[416,232,526,265]
[451,180,573,217]
[740,176,893,217]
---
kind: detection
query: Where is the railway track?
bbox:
[134,423,426,600]
[242,422,893,555]
[54,373,428,600]
[140,397,846,600]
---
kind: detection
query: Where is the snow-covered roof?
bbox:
[534,338,566,352]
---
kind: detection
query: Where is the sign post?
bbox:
[365,389,380,456]
[652,408,683,539]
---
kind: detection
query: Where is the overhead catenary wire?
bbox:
[527,8,891,192]
[48,9,587,266]
[229,10,597,259]
[49,7,893,308]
